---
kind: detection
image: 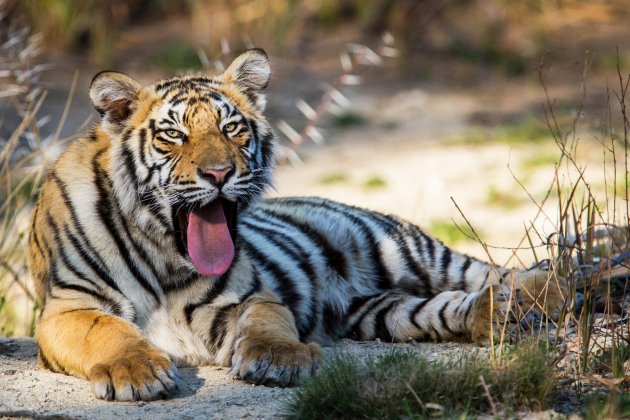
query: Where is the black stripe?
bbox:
[430,324,442,341]
[346,294,390,338]
[240,220,319,339]
[241,238,303,330]
[168,109,180,124]
[373,300,397,342]
[438,301,455,336]
[241,216,305,258]
[346,293,381,317]
[441,246,452,288]
[184,249,241,324]
[464,294,475,322]
[162,272,198,294]
[322,303,342,337]
[266,198,390,289]
[410,230,434,296]
[254,210,349,280]
[422,231,435,265]
[64,226,122,295]
[48,171,110,271]
[138,128,150,170]
[49,261,119,312]
[92,152,161,303]
[396,230,432,294]
[409,297,433,330]
[37,345,56,372]
[460,257,472,291]
[30,203,45,257]
[240,272,262,302]
[115,206,163,287]
[47,214,122,315]
[121,132,144,184]
[210,303,238,350]
[59,307,99,315]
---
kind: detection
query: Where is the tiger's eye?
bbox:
[165,129,182,138]
[224,123,237,133]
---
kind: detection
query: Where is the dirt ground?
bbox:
[0,337,491,419]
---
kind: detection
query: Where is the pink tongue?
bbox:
[187,201,235,277]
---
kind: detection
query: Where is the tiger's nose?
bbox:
[198,165,235,188]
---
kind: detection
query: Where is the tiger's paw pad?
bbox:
[229,338,321,387]
[88,347,180,401]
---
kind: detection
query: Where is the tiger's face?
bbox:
[89,49,276,277]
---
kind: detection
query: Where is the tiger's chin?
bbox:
[174,198,239,277]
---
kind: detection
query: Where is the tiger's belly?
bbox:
[143,307,214,367]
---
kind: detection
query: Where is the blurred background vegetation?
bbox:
[7,0,629,72]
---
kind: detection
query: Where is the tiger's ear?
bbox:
[222,49,270,111]
[90,71,142,133]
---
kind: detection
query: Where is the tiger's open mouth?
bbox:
[174,198,238,277]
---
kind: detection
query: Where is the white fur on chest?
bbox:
[144,307,214,367]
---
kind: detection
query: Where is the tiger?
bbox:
[27,48,567,401]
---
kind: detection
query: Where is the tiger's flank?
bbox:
[28,49,567,401]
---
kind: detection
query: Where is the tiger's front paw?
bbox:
[229,337,321,386]
[87,346,180,401]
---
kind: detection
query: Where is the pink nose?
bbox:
[198,165,234,187]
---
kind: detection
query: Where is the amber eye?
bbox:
[223,122,238,133]
[164,129,183,139]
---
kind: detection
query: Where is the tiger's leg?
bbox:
[344,286,513,344]
[37,299,179,401]
[228,291,321,386]
[395,225,567,320]
[444,264,567,321]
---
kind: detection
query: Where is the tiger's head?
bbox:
[89,49,276,277]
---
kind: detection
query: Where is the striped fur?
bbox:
[28,49,566,401]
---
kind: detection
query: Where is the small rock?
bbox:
[137,401,147,407]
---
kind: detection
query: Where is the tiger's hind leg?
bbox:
[343,286,515,344]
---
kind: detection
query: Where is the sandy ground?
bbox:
[0,337,486,419]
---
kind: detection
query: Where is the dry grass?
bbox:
[0,7,76,336]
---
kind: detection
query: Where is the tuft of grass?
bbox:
[319,172,348,185]
[363,175,387,189]
[285,341,557,419]
[429,220,480,246]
